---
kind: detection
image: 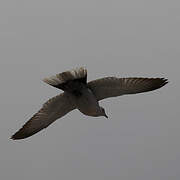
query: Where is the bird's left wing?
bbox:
[88,77,168,101]
[11,92,76,140]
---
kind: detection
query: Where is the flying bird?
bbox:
[11,67,168,140]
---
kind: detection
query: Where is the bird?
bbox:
[11,67,168,140]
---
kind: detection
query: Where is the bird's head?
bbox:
[100,107,108,118]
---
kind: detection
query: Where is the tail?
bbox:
[43,67,87,92]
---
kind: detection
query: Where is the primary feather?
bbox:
[11,93,75,140]
[88,77,168,100]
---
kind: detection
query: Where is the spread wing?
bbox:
[11,92,76,140]
[88,77,168,101]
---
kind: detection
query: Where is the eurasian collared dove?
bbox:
[11,67,168,140]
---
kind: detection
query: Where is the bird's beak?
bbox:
[104,114,108,118]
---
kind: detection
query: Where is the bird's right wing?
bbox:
[88,77,168,101]
[11,92,76,140]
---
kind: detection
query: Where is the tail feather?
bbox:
[43,67,87,91]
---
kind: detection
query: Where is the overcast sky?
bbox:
[0,0,179,180]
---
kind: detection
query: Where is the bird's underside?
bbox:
[11,67,168,140]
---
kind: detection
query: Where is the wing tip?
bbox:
[10,135,19,140]
[11,121,35,140]
[156,78,169,88]
[10,130,27,140]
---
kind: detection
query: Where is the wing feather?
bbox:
[11,92,75,140]
[88,77,168,101]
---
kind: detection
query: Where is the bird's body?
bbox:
[11,67,168,140]
[73,86,101,117]
[62,81,102,117]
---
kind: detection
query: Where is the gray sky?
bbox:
[0,0,179,179]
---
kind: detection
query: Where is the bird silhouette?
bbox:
[11,67,168,140]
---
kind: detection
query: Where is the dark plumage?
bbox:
[11,67,168,140]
